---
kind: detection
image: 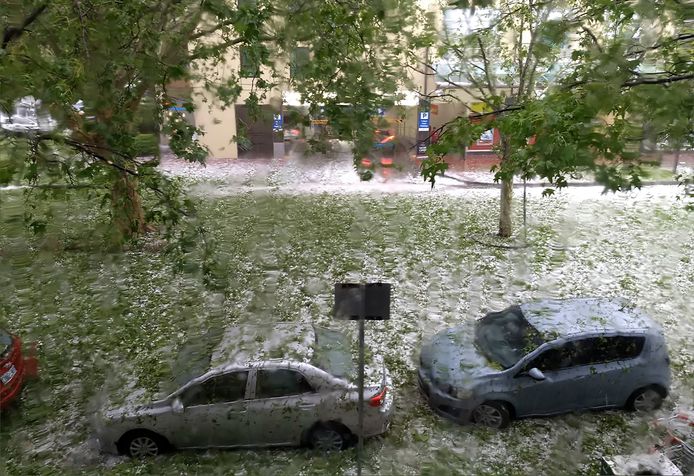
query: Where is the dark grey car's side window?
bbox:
[571,336,645,365]
[182,371,249,406]
[527,336,646,373]
[255,369,314,399]
[526,344,577,372]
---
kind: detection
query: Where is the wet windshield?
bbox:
[474,307,545,369]
[311,327,354,379]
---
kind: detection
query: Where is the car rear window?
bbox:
[0,329,12,359]
[311,327,354,379]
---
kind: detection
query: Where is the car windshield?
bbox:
[311,327,354,379]
[474,307,545,369]
[0,329,12,359]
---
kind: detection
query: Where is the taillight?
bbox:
[369,387,387,407]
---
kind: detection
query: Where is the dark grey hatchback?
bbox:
[418,298,671,428]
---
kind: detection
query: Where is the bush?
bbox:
[133,133,159,158]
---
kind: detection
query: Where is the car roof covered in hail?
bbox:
[519,298,658,338]
[209,322,316,370]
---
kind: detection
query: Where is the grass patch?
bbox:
[0,186,692,474]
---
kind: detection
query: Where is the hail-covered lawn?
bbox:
[0,183,692,476]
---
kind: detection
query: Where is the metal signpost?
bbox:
[334,283,391,476]
[272,112,284,158]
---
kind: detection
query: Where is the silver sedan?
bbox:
[96,324,393,457]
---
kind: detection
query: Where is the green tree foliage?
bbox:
[0,0,428,245]
[273,0,433,161]
[425,0,693,235]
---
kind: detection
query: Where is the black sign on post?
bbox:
[333,283,390,476]
[333,283,390,320]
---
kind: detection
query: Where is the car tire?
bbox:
[120,430,167,458]
[626,386,664,412]
[309,424,350,452]
[472,401,512,429]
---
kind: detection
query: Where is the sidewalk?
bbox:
[442,153,692,188]
[444,151,694,188]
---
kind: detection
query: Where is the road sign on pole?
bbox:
[417,111,430,132]
[416,101,431,158]
[272,113,283,132]
[334,283,391,476]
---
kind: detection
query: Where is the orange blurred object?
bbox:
[380,157,393,166]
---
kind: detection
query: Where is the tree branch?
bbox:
[1,3,48,49]
[581,26,603,53]
[623,73,694,87]
[626,33,694,56]
[476,35,496,95]
[0,129,140,176]
[565,73,694,90]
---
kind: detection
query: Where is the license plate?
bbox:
[1,365,17,384]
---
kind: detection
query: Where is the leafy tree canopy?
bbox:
[423,0,693,224]
[0,0,430,249]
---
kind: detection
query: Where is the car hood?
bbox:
[420,324,500,389]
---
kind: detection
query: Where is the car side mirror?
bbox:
[171,397,185,414]
[528,368,546,381]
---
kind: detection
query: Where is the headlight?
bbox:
[452,388,474,400]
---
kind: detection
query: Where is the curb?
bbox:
[442,174,680,189]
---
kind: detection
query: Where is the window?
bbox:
[571,336,646,365]
[240,47,259,78]
[526,344,577,372]
[255,369,314,399]
[290,47,310,80]
[474,306,545,369]
[526,336,646,372]
[311,327,354,379]
[181,371,248,406]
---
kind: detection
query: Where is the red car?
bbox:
[0,328,27,410]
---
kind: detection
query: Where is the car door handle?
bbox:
[298,403,315,409]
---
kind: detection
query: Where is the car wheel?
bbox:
[122,431,165,458]
[310,424,349,452]
[472,401,511,429]
[627,387,664,412]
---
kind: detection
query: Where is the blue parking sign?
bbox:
[418,111,430,132]
[272,114,283,132]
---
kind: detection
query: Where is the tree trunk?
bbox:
[672,148,680,174]
[498,177,513,237]
[498,135,513,238]
[110,169,145,243]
